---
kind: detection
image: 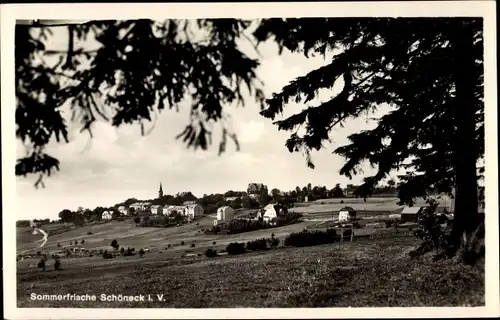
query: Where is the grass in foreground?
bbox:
[17,237,484,308]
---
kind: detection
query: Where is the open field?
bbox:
[17,237,484,308]
[17,210,318,256]
[16,198,482,308]
[291,196,453,215]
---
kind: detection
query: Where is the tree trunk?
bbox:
[449,21,480,255]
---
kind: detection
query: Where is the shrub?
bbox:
[36,251,41,256]
[138,248,145,257]
[102,250,113,259]
[168,244,171,248]
[284,229,338,247]
[87,231,93,235]
[204,248,217,258]
[226,242,246,255]
[384,220,393,228]
[57,242,61,248]
[180,241,185,246]
[74,240,79,245]
[37,259,46,271]
[123,247,135,256]
[110,239,119,250]
[246,238,268,251]
[212,241,216,245]
[81,239,85,244]
[190,243,196,248]
[268,237,280,248]
[54,259,61,270]
[133,217,141,225]
[69,242,73,246]
[120,247,125,255]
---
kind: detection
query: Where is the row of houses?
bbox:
[213,204,289,227]
[129,202,203,220]
[99,201,203,220]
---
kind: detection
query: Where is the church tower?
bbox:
[158,182,163,199]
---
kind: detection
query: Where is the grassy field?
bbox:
[17,210,318,256]
[16,198,483,308]
[17,237,484,308]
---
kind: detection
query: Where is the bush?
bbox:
[57,242,61,248]
[102,250,113,259]
[87,231,93,235]
[204,248,218,258]
[268,237,280,248]
[384,220,393,228]
[246,238,268,251]
[74,240,79,245]
[37,259,46,271]
[54,259,61,270]
[138,248,145,257]
[81,239,85,244]
[120,247,125,255]
[110,239,119,250]
[123,247,135,256]
[284,229,338,247]
[180,241,185,246]
[212,241,216,245]
[168,244,171,248]
[190,243,196,248]
[226,242,246,255]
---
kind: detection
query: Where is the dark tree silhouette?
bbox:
[254,18,484,255]
[58,209,73,223]
[15,19,265,187]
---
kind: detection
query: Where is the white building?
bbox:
[129,202,151,212]
[214,206,234,226]
[401,206,424,222]
[338,207,356,222]
[263,204,287,226]
[102,211,112,220]
[185,204,204,221]
[164,205,187,216]
[118,206,128,216]
[150,205,163,215]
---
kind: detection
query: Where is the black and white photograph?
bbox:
[2,1,499,319]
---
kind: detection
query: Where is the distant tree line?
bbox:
[20,181,400,227]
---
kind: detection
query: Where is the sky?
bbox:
[15,20,395,220]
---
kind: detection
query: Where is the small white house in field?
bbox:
[401,206,424,222]
[214,206,234,226]
[263,204,287,226]
[150,205,163,215]
[338,207,356,222]
[102,211,112,220]
[185,204,204,220]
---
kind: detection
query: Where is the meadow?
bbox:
[17,237,484,308]
[17,197,482,308]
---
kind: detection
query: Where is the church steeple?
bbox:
[158,182,163,199]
